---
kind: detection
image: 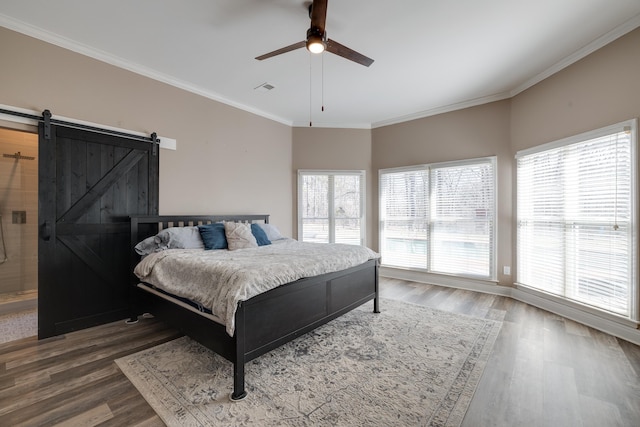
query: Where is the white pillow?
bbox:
[224,222,258,251]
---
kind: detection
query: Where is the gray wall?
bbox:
[0,27,293,236]
[369,27,640,286]
[371,100,512,284]
[292,127,373,242]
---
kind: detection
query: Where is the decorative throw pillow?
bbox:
[259,223,284,241]
[224,222,258,251]
[251,223,271,246]
[198,223,228,250]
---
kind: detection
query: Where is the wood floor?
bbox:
[381,279,640,427]
[1,278,639,426]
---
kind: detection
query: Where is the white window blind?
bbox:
[517,120,637,320]
[300,174,329,242]
[379,157,496,278]
[298,170,365,245]
[379,168,429,268]
[431,162,495,277]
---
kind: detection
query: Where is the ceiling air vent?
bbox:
[254,83,275,92]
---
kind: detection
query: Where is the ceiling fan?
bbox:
[255,0,374,67]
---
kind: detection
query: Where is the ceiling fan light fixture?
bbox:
[306,29,326,54]
[255,0,374,66]
[307,37,325,54]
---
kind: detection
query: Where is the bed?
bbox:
[129,214,380,401]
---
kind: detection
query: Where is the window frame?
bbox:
[297,169,366,246]
[379,156,497,280]
[515,119,638,322]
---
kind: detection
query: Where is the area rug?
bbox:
[116,299,503,426]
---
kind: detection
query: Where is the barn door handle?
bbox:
[42,221,51,241]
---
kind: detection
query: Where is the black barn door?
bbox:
[38,123,159,338]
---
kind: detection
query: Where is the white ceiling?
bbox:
[1,0,640,129]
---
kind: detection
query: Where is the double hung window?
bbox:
[379,157,496,279]
[298,170,365,245]
[516,120,637,320]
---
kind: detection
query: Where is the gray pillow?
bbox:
[134,235,165,255]
[259,223,284,241]
[135,226,204,255]
[157,226,204,250]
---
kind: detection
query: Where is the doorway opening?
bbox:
[0,126,38,326]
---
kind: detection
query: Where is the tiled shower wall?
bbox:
[0,127,38,295]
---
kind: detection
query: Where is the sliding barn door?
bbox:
[38,123,158,338]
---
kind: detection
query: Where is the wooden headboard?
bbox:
[130,214,269,246]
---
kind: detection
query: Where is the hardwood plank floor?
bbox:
[1,278,639,426]
[379,278,640,427]
[0,317,178,426]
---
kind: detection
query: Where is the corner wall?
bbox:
[372,100,513,285]
[510,26,640,283]
[292,127,373,243]
[511,28,640,152]
[370,27,640,289]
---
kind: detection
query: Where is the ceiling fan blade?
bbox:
[326,39,374,67]
[255,41,306,61]
[309,0,328,31]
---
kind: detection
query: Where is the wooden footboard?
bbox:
[130,215,379,400]
[240,259,379,359]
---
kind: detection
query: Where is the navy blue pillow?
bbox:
[198,223,228,250]
[251,223,271,246]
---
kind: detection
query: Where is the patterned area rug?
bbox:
[116,299,502,426]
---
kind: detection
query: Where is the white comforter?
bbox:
[134,240,379,336]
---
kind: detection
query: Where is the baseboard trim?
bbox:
[379,267,511,296]
[510,287,640,346]
[381,267,640,346]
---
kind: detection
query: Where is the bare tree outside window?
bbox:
[299,171,365,245]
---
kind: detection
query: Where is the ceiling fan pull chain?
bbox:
[309,53,313,127]
[321,53,325,112]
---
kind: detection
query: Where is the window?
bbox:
[298,170,365,245]
[516,120,637,321]
[379,157,496,279]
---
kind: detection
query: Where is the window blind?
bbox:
[379,168,429,268]
[431,162,495,277]
[517,121,637,320]
[379,157,496,278]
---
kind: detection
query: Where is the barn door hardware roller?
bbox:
[43,109,52,140]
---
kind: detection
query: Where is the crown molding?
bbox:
[292,121,372,129]
[2,11,639,130]
[371,92,512,129]
[510,12,640,97]
[0,14,293,128]
[372,12,640,129]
